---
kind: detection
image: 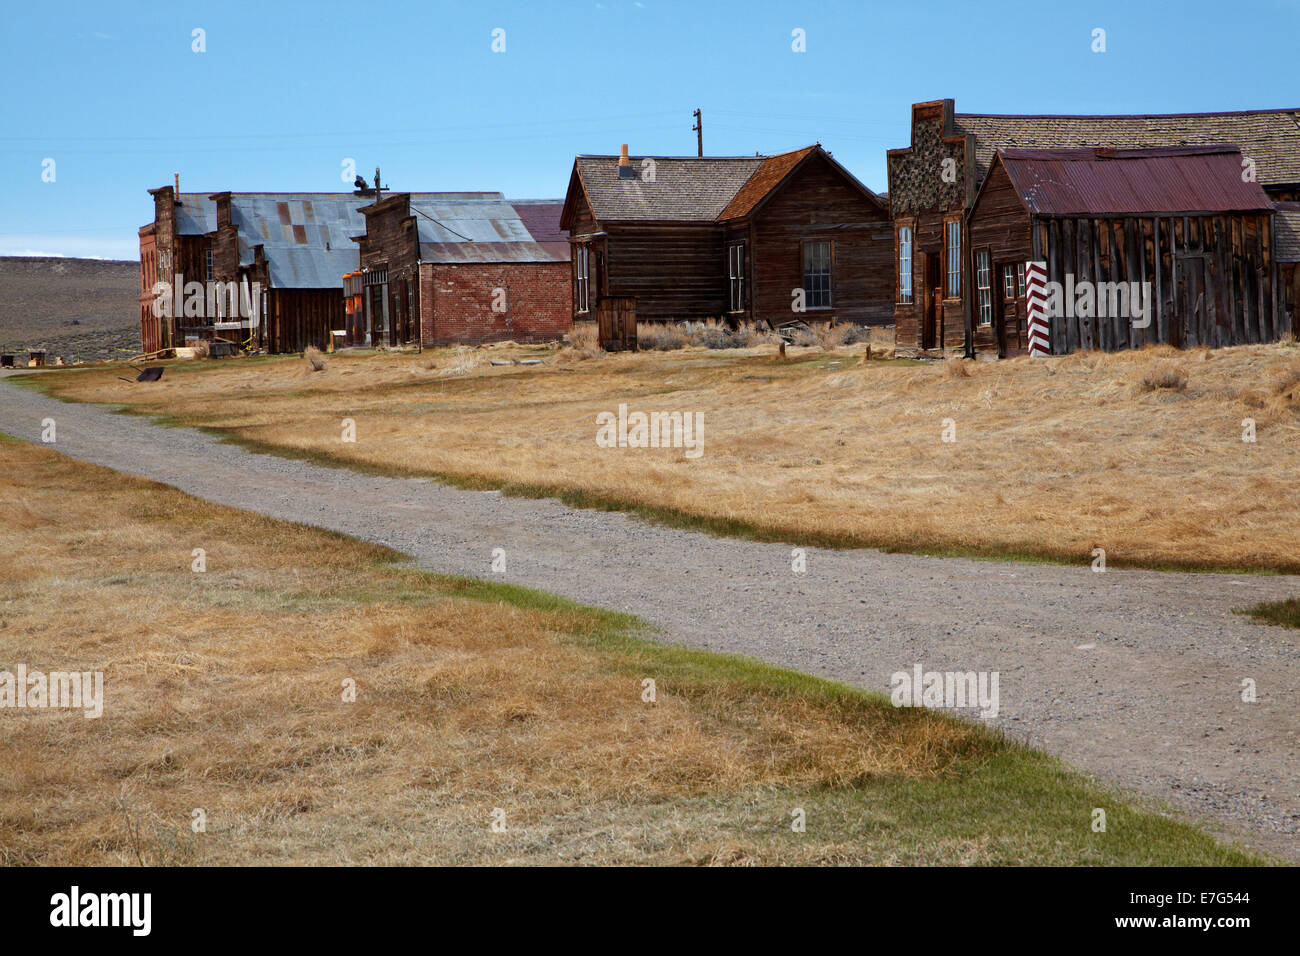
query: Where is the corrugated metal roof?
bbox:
[574,155,765,222]
[175,191,562,286]
[1275,202,1300,262]
[996,146,1275,216]
[956,109,1300,188]
[228,194,369,288]
[418,240,569,263]
[414,197,569,263]
[512,200,567,243]
[174,195,215,235]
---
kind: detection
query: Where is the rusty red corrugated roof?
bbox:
[997,145,1274,216]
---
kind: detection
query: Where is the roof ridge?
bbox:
[958,108,1300,119]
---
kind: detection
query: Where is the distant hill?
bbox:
[0,256,140,362]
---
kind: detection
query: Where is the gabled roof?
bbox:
[719,146,819,219]
[1275,202,1300,262]
[569,145,885,226]
[955,108,1300,188]
[990,146,1275,217]
[571,155,765,223]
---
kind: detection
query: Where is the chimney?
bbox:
[617,144,636,180]
[174,171,181,205]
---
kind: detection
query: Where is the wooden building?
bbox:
[886,100,1300,356]
[353,193,570,347]
[968,145,1284,354]
[559,144,892,337]
[140,182,372,354]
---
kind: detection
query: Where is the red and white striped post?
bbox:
[1025,260,1050,357]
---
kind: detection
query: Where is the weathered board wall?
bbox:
[744,151,894,327]
[1031,213,1283,353]
[603,224,726,322]
[261,289,344,353]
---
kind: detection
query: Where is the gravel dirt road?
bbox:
[2,374,1296,861]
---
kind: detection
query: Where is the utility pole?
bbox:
[692,109,702,157]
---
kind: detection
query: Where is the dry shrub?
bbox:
[638,322,689,351]
[731,322,777,348]
[944,357,971,378]
[190,340,211,359]
[1139,361,1187,392]
[816,323,854,349]
[303,346,326,373]
[562,323,604,360]
[1274,360,1300,399]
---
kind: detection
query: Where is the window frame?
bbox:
[975,249,992,327]
[801,239,833,310]
[727,241,746,313]
[896,221,914,305]
[574,244,590,314]
[943,217,962,299]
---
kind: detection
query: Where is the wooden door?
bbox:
[597,296,637,351]
[920,252,941,350]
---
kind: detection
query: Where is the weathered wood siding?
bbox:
[748,151,893,326]
[968,161,1033,354]
[1034,213,1279,353]
[262,289,343,353]
[604,224,726,321]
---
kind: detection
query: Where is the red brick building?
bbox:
[354,193,571,347]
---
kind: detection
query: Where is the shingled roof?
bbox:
[992,146,1275,217]
[718,146,818,220]
[571,145,884,226]
[955,109,1300,189]
[572,155,764,222]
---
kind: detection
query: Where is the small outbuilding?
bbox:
[967,145,1285,355]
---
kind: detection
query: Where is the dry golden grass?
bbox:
[0,442,992,865]
[0,441,1268,864]
[32,336,1300,571]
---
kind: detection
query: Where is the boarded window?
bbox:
[898,226,913,304]
[802,241,832,309]
[728,243,745,312]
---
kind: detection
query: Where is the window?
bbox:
[575,245,590,314]
[898,226,913,304]
[975,250,992,326]
[205,248,214,281]
[1016,262,1026,298]
[802,241,832,309]
[945,220,961,298]
[1003,265,1016,300]
[728,242,745,313]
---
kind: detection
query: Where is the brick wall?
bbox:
[420,261,572,345]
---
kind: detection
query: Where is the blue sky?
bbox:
[1,0,1297,259]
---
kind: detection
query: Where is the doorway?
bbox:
[920,252,942,350]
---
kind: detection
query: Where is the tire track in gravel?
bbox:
[2,374,1297,861]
